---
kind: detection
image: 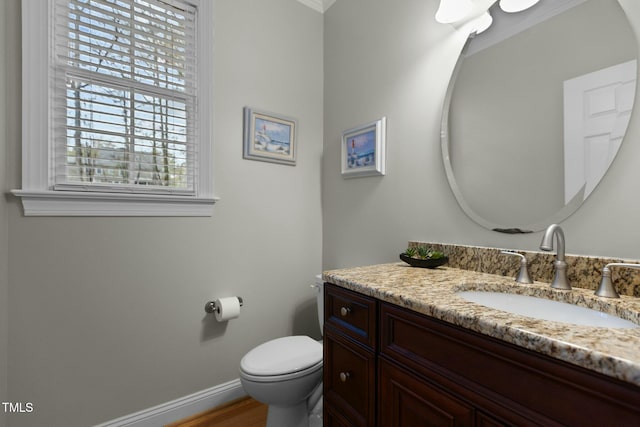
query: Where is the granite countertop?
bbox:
[323,263,640,387]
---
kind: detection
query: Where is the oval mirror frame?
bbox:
[441,0,638,234]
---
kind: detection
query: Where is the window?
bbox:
[13,0,216,216]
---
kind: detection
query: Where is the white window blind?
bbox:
[53,0,198,195]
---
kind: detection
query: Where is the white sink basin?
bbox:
[457,291,638,329]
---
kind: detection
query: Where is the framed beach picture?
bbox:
[243,107,297,166]
[341,117,386,178]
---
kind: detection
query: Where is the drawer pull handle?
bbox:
[340,306,351,316]
[339,371,351,382]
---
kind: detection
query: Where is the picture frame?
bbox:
[243,107,297,166]
[341,117,386,178]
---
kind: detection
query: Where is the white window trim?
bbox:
[11,0,218,216]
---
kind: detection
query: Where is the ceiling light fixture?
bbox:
[435,0,540,33]
[499,0,540,13]
[435,0,473,24]
[470,12,493,35]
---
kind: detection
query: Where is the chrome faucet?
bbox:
[595,263,640,298]
[539,224,571,290]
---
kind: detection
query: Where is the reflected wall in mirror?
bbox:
[442,0,637,233]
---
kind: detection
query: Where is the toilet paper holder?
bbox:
[204,297,244,314]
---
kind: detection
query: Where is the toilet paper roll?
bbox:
[214,297,241,321]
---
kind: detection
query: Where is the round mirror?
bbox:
[442,0,637,233]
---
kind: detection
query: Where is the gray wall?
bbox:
[323,0,640,271]
[4,0,640,425]
[0,0,9,426]
[3,0,323,425]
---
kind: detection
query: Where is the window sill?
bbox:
[10,190,218,217]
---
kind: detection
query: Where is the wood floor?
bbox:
[166,397,268,427]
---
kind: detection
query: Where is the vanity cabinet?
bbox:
[379,302,640,426]
[324,283,640,426]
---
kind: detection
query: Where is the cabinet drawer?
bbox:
[324,284,376,349]
[324,328,375,427]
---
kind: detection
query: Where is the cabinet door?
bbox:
[324,329,375,427]
[476,412,509,427]
[379,358,473,427]
[324,404,360,427]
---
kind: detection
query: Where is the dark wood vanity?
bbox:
[323,283,640,426]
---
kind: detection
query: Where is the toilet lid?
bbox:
[240,336,323,376]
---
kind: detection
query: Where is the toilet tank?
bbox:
[313,275,324,335]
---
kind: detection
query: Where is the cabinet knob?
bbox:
[339,371,351,382]
[340,306,351,316]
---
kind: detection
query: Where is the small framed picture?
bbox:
[243,107,297,166]
[341,117,386,178]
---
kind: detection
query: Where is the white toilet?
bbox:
[239,276,324,427]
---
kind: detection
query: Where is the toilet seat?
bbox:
[240,360,323,383]
[240,336,322,381]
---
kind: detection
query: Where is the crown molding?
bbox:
[324,0,337,12]
[296,0,337,13]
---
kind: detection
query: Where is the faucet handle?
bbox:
[501,251,533,284]
[595,263,640,298]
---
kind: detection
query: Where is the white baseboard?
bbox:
[94,379,246,427]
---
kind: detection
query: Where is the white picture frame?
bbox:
[341,117,386,178]
[243,107,297,166]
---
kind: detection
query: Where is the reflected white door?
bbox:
[563,59,636,204]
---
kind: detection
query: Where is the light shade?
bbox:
[499,0,540,13]
[470,12,493,35]
[435,0,473,24]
